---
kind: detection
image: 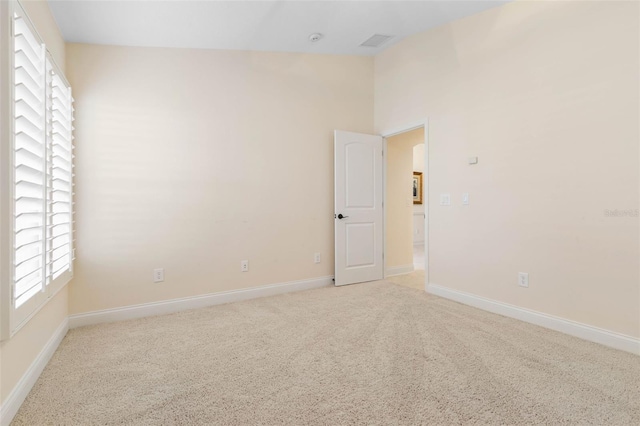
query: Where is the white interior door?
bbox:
[334,130,384,286]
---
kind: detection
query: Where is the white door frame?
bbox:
[381,118,429,290]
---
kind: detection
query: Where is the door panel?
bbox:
[345,143,375,208]
[346,223,375,267]
[334,130,383,286]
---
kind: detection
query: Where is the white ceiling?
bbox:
[48,0,510,56]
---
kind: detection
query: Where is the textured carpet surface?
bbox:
[13,280,640,425]
[386,269,425,291]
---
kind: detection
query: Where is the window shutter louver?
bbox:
[12,12,47,310]
[47,63,74,282]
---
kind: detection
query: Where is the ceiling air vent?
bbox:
[360,34,393,48]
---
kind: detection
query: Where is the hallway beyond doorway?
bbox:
[414,244,425,271]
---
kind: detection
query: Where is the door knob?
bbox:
[337,214,349,219]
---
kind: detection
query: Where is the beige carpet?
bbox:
[13,280,640,425]
[386,269,426,291]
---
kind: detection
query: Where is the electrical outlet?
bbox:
[314,253,321,264]
[153,268,164,283]
[440,194,451,206]
[240,260,249,272]
[518,272,529,288]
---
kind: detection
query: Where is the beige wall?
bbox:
[413,144,425,174]
[386,128,424,269]
[0,0,68,405]
[375,0,639,337]
[65,44,373,314]
[0,291,68,403]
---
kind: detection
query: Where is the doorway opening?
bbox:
[332,122,428,289]
[383,124,427,291]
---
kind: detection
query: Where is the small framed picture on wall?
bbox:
[413,172,423,204]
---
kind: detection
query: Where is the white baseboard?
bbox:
[0,318,69,426]
[427,284,640,355]
[385,264,414,277]
[69,275,334,329]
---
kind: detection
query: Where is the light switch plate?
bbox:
[462,193,469,205]
[440,194,451,206]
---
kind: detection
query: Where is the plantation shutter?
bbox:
[12,9,47,318]
[47,61,74,283]
[9,6,75,332]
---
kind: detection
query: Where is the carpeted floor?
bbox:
[386,269,425,291]
[13,280,640,425]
